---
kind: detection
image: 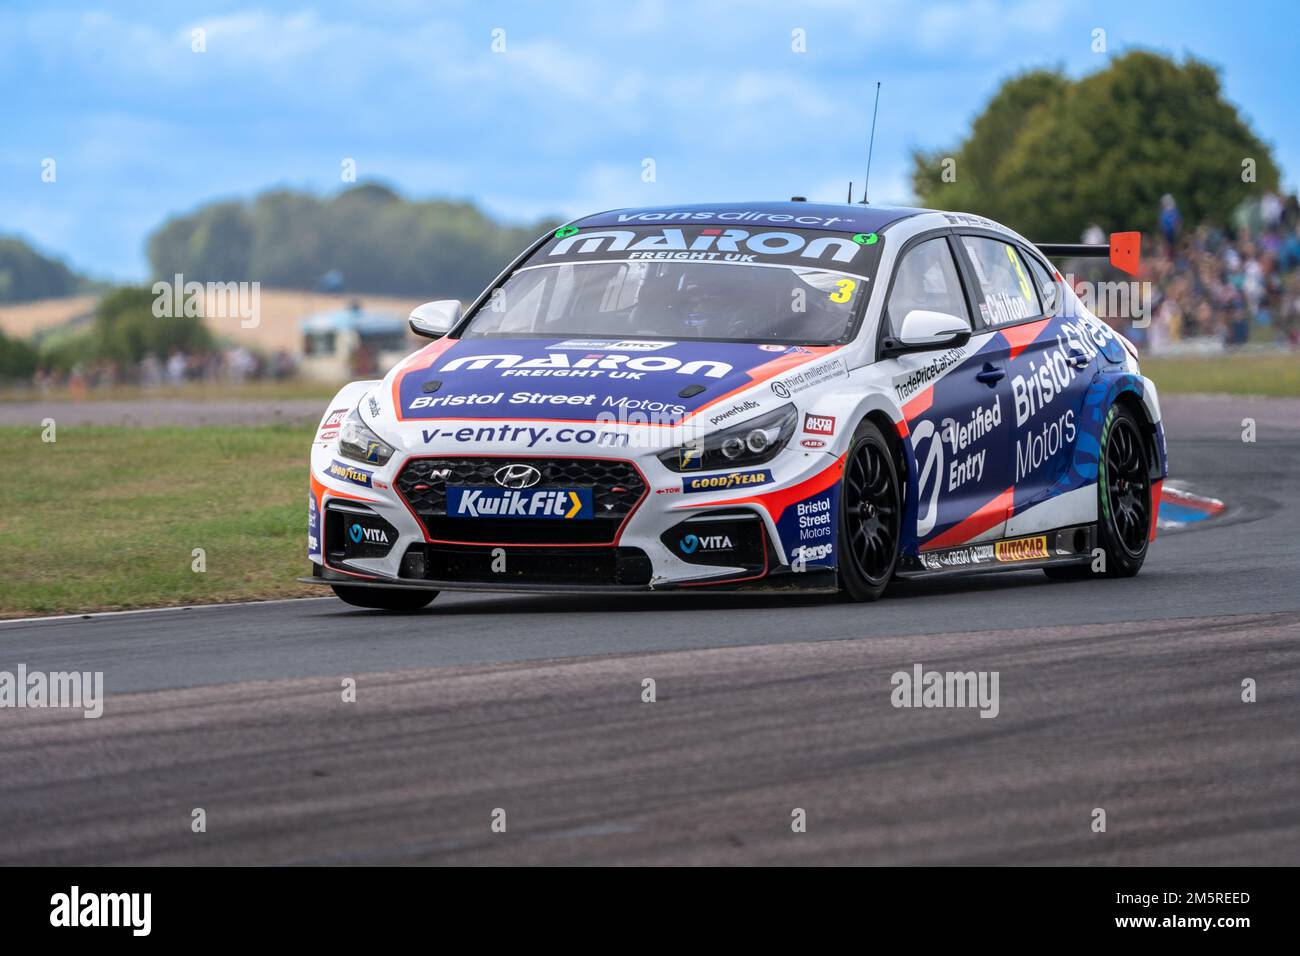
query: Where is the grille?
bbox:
[411,545,653,586]
[395,457,646,545]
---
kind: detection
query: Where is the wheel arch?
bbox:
[1109,381,1167,482]
[861,408,909,497]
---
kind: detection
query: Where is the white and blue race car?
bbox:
[303,201,1167,610]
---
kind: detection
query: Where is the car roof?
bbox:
[572,201,929,234]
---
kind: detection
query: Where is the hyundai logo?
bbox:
[493,464,542,489]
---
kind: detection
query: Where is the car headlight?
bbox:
[658,403,798,473]
[338,408,395,465]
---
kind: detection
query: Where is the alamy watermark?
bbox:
[1060,273,1153,328]
[891,663,999,718]
[0,664,103,718]
[152,273,260,328]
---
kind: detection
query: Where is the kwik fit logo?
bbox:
[447,486,592,519]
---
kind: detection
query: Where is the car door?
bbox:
[955,234,1093,535]
[882,233,1014,556]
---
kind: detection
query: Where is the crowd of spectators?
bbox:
[1092,192,1300,352]
[29,346,297,395]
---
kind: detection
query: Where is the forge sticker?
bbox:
[777,485,838,570]
[994,535,1049,562]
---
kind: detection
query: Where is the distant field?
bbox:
[0,424,315,618]
[0,379,340,403]
[0,295,98,338]
[0,289,423,352]
[1140,353,1300,398]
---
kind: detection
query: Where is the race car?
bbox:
[302,201,1167,610]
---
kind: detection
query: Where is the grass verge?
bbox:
[0,423,316,618]
[1139,353,1300,398]
[0,380,341,403]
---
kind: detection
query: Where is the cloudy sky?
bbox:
[3,0,1296,280]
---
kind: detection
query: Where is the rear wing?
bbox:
[1035,231,1141,276]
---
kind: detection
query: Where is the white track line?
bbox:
[0,596,335,627]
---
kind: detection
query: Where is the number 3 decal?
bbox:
[830,278,856,303]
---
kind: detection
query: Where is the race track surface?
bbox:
[1,395,1297,865]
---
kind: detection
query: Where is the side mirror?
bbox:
[884,309,971,356]
[409,300,461,338]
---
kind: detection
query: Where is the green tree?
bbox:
[912,51,1280,239]
[92,286,213,366]
[0,328,39,380]
[147,182,561,299]
[912,69,1068,216]
[0,237,94,303]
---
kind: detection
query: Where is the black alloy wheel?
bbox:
[838,420,901,601]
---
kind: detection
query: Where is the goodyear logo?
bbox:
[994,535,1049,562]
[445,486,593,519]
[326,459,373,488]
[682,469,773,494]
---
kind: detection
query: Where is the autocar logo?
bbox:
[494,464,543,489]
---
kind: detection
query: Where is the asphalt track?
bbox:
[1,395,1297,864]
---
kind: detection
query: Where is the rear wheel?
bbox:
[331,585,438,611]
[837,420,901,602]
[1044,402,1151,580]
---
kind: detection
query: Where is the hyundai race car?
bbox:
[303,201,1167,610]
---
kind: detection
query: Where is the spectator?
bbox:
[1159,194,1183,246]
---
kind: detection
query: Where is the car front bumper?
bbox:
[306,437,845,592]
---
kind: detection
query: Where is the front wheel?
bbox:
[1045,402,1152,581]
[837,420,901,602]
[331,584,438,611]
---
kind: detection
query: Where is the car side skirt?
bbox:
[895,523,1097,578]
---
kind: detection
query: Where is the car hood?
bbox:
[383,336,847,427]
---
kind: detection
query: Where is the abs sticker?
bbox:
[682,469,773,494]
[325,459,374,488]
[995,535,1049,562]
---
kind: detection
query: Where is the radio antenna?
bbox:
[863,81,881,204]
[847,181,853,203]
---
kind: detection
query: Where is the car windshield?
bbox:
[460,224,882,344]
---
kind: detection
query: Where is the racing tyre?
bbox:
[331,585,438,611]
[837,420,901,602]
[1046,402,1152,580]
